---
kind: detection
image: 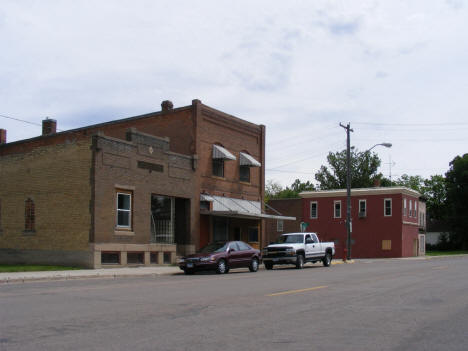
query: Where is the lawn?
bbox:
[0,265,83,273]
[426,250,468,256]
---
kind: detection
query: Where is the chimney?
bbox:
[373,178,381,187]
[161,100,174,112]
[0,129,6,144]
[42,118,57,136]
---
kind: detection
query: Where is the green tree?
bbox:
[394,174,425,193]
[445,154,468,249]
[265,179,315,200]
[314,147,382,190]
[421,175,447,221]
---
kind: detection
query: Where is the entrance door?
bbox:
[213,217,228,242]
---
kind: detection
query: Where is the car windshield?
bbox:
[276,235,304,244]
[199,242,229,253]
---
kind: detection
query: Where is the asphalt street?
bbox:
[1,256,467,351]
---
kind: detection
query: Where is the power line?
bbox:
[0,114,42,127]
[354,121,468,127]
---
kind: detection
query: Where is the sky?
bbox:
[1,0,467,187]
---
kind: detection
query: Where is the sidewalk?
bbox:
[0,266,182,284]
[1,259,349,283]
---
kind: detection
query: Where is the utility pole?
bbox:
[340,122,353,261]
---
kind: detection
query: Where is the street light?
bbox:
[340,122,392,261]
[366,143,392,152]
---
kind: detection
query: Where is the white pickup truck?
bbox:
[262,232,335,269]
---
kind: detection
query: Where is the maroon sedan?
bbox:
[178,241,261,275]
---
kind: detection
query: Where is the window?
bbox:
[101,252,120,265]
[403,198,407,216]
[310,201,318,219]
[414,201,418,218]
[151,195,174,243]
[277,219,284,232]
[237,241,251,251]
[248,227,259,242]
[384,198,392,217]
[127,252,144,264]
[409,200,413,217]
[116,191,132,229]
[212,158,224,177]
[382,240,392,250]
[359,200,367,217]
[234,227,241,241]
[334,201,341,218]
[239,165,250,182]
[24,198,35,232]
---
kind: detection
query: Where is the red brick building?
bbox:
[266,187,426,259]
[0,99,291,267]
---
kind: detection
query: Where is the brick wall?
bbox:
[0,139,93,265]
[265,199,303,244]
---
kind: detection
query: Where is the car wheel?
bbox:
[323,252,332,267]
[249,258,259,272]
[216,259,228,274]
[295,254,304,269]
[264,262,273,270]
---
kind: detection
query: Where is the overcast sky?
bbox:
[1,0,467,187]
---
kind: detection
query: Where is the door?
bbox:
[227,242,243,268]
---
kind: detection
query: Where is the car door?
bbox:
[227,242,243,268]
[305,235,315,260]
[310,234,323,257]
[237,241,254,268]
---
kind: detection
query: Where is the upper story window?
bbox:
[277,219,284,232]
[212,144,236,178]
[384,198,392,217]
[409,200,413,217]
[414,201,418,218]
[359,200,367,218]
[239,151,261,183]
[116,191,132,229]
[334,201,341,218]
[310,201,318,219]
[403,198,407,216]
[24,198,35,232]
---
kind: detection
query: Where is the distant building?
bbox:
[0,99,291,268]
[265,187,426,259]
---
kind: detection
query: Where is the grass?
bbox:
[426,250,468,256]
[0,265,83,273]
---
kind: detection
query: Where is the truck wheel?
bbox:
[295,254,304,269]
[264,262,274,270]
[323,252,332,267]
[216,259,228,274]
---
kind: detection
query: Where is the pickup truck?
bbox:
[262,232,335,269]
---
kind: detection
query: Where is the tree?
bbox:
[314,147,382,190]
[445,154,468,249]
[421,175,447,221]
[394,174,425,193]
[265,179,315,200]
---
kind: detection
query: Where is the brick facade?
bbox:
[0,99,267,267]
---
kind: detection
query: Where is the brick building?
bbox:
[0,99,291,268]
[265,187,426,259]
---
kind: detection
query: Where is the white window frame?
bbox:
[414,201,418,218]
[277,219,284,232]
[409,200,413,217]
[334,200,341,218]
[116,191,132,229]
[403,198,407,216]
[359,199,367,217]
[384,198,392,217]
[310,201,318,219]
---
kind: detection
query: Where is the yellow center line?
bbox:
[266,285,328,297]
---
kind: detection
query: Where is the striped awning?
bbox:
[212,144,236,160]
[239,152,261,167]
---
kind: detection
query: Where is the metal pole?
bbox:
[340,122,353,260]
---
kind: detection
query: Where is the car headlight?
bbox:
[200,256,211,262]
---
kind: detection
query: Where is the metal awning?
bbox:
[212,145,236,160]
[200,194,295,221]
[200,209,295,221]
[239,152,261,167]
